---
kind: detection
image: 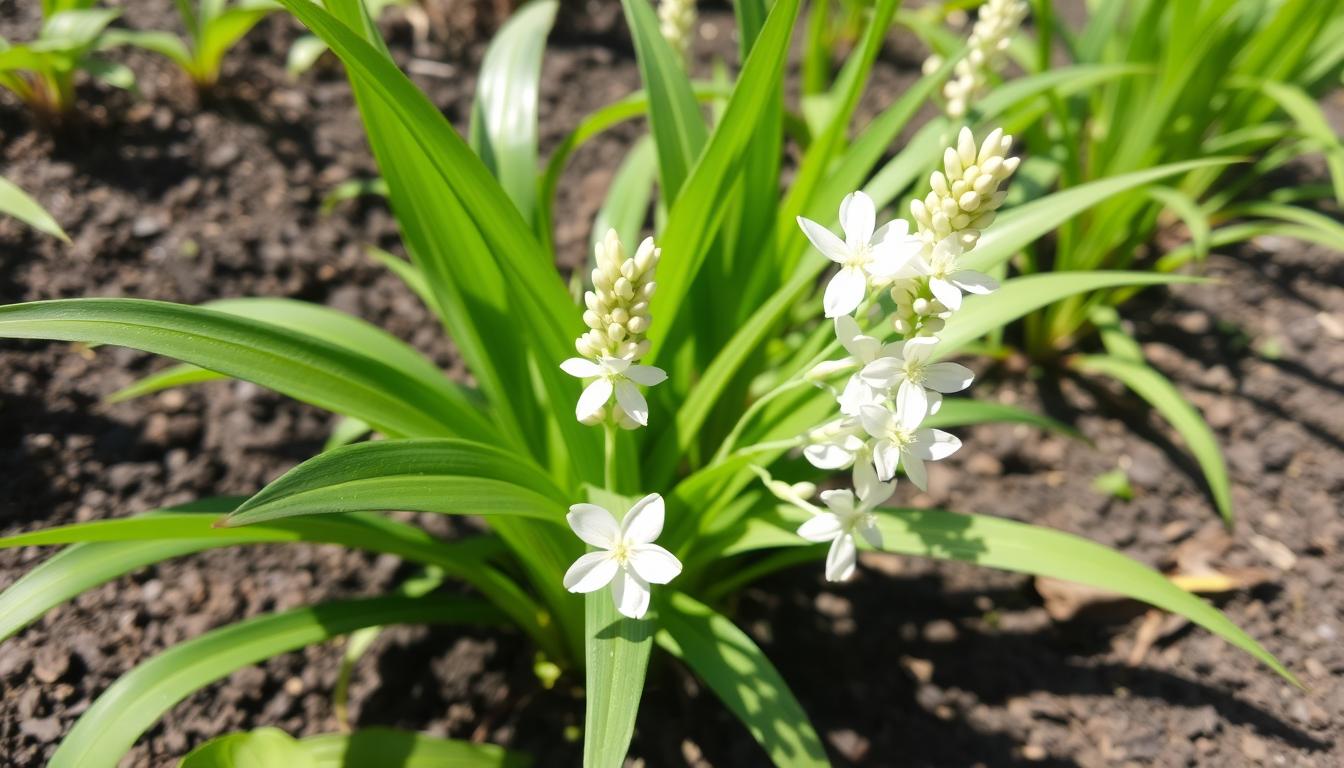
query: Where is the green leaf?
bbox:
[196,4,276,86]
[294,0,600,485]
[962,158,1243,274]
[101,28,194,71]
[323,415,370,451]
[645,0,802,365]
[303,727,530,767]
[581,488,653,768]
[181,727,315,768]
[1147,185,1212,262]
[0,503,566,661]
[725,505,1294,684]
[617,0,707,203]
[656,592,828,767]
[1071,354,1234,524]
[226,438,568,526]
[936,272,1205,356]
[1247,77,1344,204]
[469,0,558,223]
[590,135,656,259]
[924,398,1081,439]
[320,176,388,213]
[0,298,494,442]
[105,362,223,403]
[0,174,68,240]
[50,596,506,768]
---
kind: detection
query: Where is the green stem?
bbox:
[603,421,618,492]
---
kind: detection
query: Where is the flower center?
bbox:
[844,244,871,271]
[887,425,915,447]
[610,540,632,565]
[904,357,926,383]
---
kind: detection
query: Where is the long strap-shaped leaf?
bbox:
[644,0,802,367]
[469,0,559,224]
[657,592,829,767]
[580,487,653,768]
[181,725,530,767]
[1071,354,1234,524]
[0,298,492,442]
[715,506,1296,684]
[0,504,567,662]
[300,0,602,485]
[223,438,582,653]
[225,438,568,526]
[48,595,506,768]
[0,174,69,240]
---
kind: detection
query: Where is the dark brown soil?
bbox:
[2,1,1341,766]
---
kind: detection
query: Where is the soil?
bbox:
[2,1,1342,766]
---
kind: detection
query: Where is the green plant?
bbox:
[0,4,134,120]
[903,0,1344,525]
[106,0,277,89]
[0,1,1299,766]
[0,175,69,240]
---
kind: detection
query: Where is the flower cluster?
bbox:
[561,229,667,428]
[927,0,1028,118]
[778,128,1019,582]
[658,0,697,63]
[561,231,680,619]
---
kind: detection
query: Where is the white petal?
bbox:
[900,336,938,361]
[874,217,909,240]
[819,488,856,516]
[866,234,923,279]
[797,513,843,542]
[804,442,857,470]
[834,315,880,360]
[913,429,963,461]
[576,378,613,422]
[599,354,631,374]
[923,362,974,393]
[928,276,963,311]
[858,404,893,439]
[624,364,667,386]
[855,470,895,508]
[567,503,621,548]
[872,441,901,481]
[563,551,619,593]
[825,534,857,581]
[628,544,682,584]
[837,376,881,417]
[620,493,665,544]
[823,267,867,318]
[560,357,601,378]
[926,390,944,416]
[902,453,928,491]
[950,269,999,295]
[858,357,901,389]
[797,216,850,263]
[839,191,876,247]
[857,521,883,549]
[610,569,651,619]
[614,379,649,426]
[806,357,857,381]
[896,379,929,427]
[852,457,881,492]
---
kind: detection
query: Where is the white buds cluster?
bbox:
[576,230,659,362]
[910,127,1019,254]
[894,127,1018,336]
[658,0,697,63]
[941,0,1028,118]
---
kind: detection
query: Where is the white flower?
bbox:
[797,192,922,318]
[560,355,667,426]
[562,494,682,619]
[802,417,866,471]
[912,237,999,311]
[797,469,894,581]
[858,404,962,490]
[859,336,974,424]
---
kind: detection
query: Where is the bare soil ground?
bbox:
[1,1,1341,765]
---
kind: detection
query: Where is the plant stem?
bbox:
[603,421,617,492]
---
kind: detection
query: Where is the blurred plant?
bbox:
[105,0,278,90]
[923,0,1027,118]
[285,0,409,77]
[0,5,134,121]
[0,176,69,240]
[0,1,1300,766]
[658,0,696,63]
[907,0,1344,524]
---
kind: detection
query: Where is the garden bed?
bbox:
[2,1,1341,765]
